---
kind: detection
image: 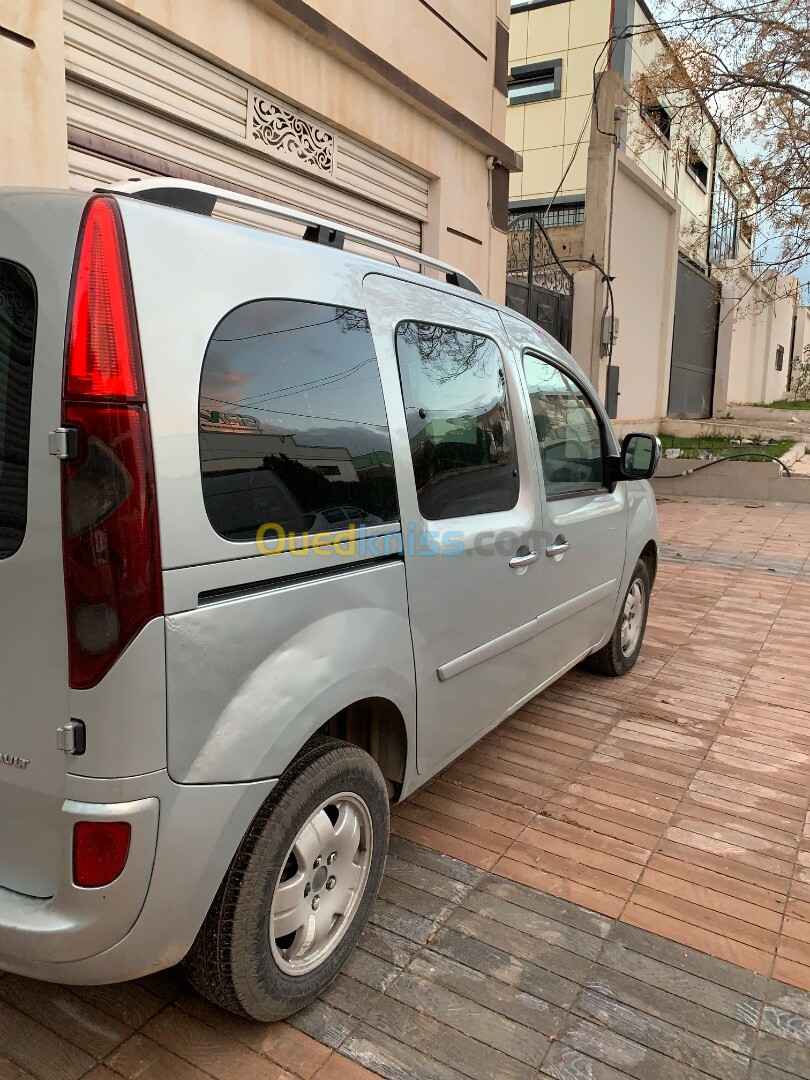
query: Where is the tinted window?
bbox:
[200,301,398,541]
[0,262,36,559]
[523,354,604,498]
[395,321,519,520]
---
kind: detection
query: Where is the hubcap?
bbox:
[269,793,373,976]
[621,579,645,657]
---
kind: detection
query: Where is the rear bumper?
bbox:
[0,770,276,983]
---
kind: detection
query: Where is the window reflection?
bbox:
[395,321,519,520]
[199,301,398,541]
[523,354,604,497]
[0,261,36,559]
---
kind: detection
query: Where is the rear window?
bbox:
[0,261,36,559]
[199,300,399,542]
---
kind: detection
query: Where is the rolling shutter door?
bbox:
[63,0,428,250]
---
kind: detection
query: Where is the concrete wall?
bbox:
[726,272,797,404]
[0,0,70,187]
[791,307,810,398]
[305,0,501,134]
[2,0,513,300]
[507,0,611,203]
[606,153,679,422]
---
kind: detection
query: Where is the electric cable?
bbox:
[655,452,793,478]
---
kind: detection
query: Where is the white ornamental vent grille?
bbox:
[248,90,335,176]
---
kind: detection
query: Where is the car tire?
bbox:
[582,559,651,677]
[183,735,389,1021]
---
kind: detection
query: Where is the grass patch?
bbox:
[761,399,810,410]
[659,434,796,462]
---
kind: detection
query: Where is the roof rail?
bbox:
[96,178,482,295]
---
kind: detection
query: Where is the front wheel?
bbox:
[583,559,651,676]
[184,735,389,1021]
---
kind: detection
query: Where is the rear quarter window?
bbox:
[0,261,36,558]
[199,299,399,542]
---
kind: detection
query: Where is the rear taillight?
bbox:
[62,197,162,690]
[73,821,131,887]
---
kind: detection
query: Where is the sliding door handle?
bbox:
[546,537,570,558]
[509,550,540,570]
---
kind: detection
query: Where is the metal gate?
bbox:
[506,214,573,350]
[667,257,721,419]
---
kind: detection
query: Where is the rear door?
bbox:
[364,274,551,777]
[0,194,80,897]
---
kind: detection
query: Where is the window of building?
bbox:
[0,260,36,559]
[686,145,709,190]
[640,88,673,144]
[710,177,739,263]
[523,353,605,499]
[740,216,754,247]
[199,300,398,542]
[776,345,785,372]
[508,60,563,105]
[395,321,519,520]
[509,202,585,227]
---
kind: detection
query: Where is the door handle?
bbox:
[509,550,540,570]
[546,537,570,558]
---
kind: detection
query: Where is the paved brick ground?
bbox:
[1,497,809,1079]
[393,498,810,992]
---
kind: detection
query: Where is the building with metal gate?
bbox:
[505,0,803,424]
[505,213,573,351]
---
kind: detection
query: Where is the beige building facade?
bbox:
[1,0,519,300]
[506,0,801,423]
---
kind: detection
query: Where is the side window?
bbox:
[523,353,605,498]
[199,300,399,541]
[395,321,519,520]
[0,261,36,559]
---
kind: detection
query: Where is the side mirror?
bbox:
[619,433,661,480]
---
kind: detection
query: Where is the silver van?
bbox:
[0,180,660,1020]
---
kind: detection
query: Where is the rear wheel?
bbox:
[583,559,651,677]
[184,735,389,1021]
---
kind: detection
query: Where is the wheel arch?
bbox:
[321,697,409,800]
[639,539,658,589]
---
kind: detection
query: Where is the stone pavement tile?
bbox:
[607,920,770,998]
[176,991,331,1079]
[572,988,750,1079]
[0,1058,35,1080]
[554,1014,709,1079]
[143,1006,296,1079]
[749,1062,804,1080]
[361,988,538,1080]
[773,951,810,994]
[389,815,500,870]
[338,1025,468,1080]
[0,997,94,1080]
[541,1043,631,1079]
[427,924,581,1012]
[491,853,631,918]
[621,901,775,976]
[0,976,130,1058]
[70,981,165,1028]
[312,1054,380,1080]
[595,941,760,1028]
[753,1030,810,1079]
[106,1033,212,1080]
